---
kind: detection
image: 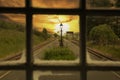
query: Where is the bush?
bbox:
[115,0,120,7]
[93,0,113,7]
[44,47,76,60]
[89,24,118,45]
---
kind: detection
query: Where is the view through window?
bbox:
[0,0,120,80]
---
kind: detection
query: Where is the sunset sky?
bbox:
[32,0,79,9]
[0,0,80,34]
[33,15,79,34]
[0,0,79,8]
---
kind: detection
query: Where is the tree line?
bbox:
[90,0,120,7]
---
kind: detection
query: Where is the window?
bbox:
[0,0,120,80]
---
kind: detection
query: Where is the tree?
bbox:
[115,0,120,7]
[42,28,48,40]
[86,16,120,39]
[92,0,113,7]
[53,33,58,38]
[89,24,118,45]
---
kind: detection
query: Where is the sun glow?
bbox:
[33,15,79,33]
[54,23,70,35]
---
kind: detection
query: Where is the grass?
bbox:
[0,29,25,58]
[0,20,46,58]
[32,35,45,45]
[44,47,76,60]
[87,42,120,59]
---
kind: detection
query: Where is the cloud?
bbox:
[33,15,79,32]
[32,0,79,8]
[0,0,25,7]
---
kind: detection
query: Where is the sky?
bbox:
[33,15,79,34]
[32,0,79,9]
[0,0,79,8]
[1,14,79,34]
[0,0,80,34]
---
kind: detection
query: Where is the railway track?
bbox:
[87,48,116,61]
[70,40,120,79]
[0,38,55,61]
[70,39,118,61]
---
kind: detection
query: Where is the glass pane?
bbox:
[86,16,120,61]
[32,14,80,66]
[32,0,80,9]
[88,71,120,80]
[34,71,80,80]
[0,14,26,64]
[0,0,25,7]
[86,0,120,9]
[0,70,26,80]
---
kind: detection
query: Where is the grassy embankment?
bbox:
[87,42,120,60]
[0,20,45,58]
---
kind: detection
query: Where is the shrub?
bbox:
[115,0,120,7]
[44,47,76,60]
[93,0,113,7]
[89,24,118,45]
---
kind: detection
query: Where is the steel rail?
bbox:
[1,38,55,61]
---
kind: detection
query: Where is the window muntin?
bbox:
[32,0,80,9]
[0,0,25,7]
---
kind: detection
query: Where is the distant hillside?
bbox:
[0,14,25,25]
[0,14,12,23]
[0,19,25,58]
[0,19,44,58]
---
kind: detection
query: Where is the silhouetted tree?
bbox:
[42,28,48,40]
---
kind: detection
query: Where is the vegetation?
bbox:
[0,20,25,32]
[91,0,113,7]
[86,16,120,38]
[53,33,58,38]
[0,20,25,58]
[0,20,50,58]
[115,0,120,7]
[33,28,50,45]
[89,24,118,45]
[87,16,120,59]
[88,43,120,59]
[44,47,76,60]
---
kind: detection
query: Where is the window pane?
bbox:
[88,71,120,80]
[32,0,80,9]
[0,70,26,80]
[32,14,80,66]
[34,71,80,80]
[0,0,25,7]
[86,16,120,61]
[86,0,120,9]
[0,14,26,64]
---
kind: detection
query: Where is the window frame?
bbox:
[0,0,120,80]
